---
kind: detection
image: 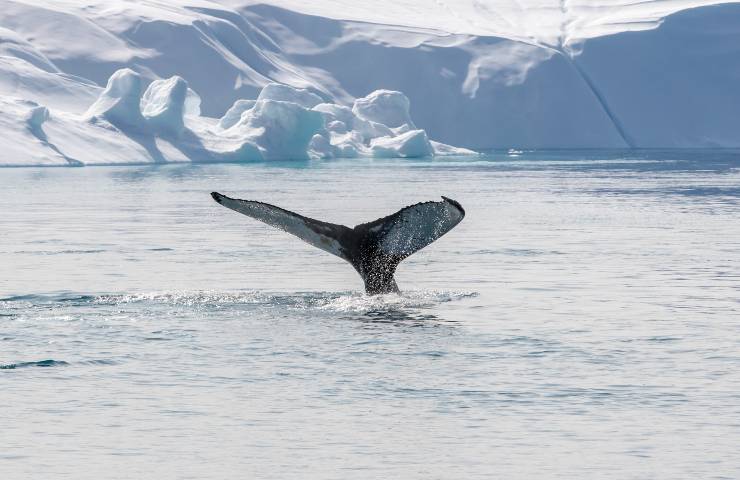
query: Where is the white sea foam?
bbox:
[317,290,478,313]
[92,290,477,313]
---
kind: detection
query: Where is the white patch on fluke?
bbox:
[377,199,465,258]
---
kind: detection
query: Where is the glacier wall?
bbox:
[1,0,739,166]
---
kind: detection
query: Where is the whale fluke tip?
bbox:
[441,196,465,216]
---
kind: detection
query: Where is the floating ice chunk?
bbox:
[431,140,479,156]
[84,68,145,129]
[218,99,256,129]
[140,76,189,136]
[233,100,326,160]
[257,83,324,109]
[371,129,433,158]
[353,90,415,129]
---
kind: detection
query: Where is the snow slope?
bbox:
[245,0,732,49]
[0,0,738,165]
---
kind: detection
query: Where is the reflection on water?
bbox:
[2,152,740,479]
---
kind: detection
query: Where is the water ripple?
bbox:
[1,359,69,369]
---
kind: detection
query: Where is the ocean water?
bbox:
[2,151,740,479]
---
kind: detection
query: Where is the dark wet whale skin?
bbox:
[211,192,465,295]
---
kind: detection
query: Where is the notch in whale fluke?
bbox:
[210,191,464,294]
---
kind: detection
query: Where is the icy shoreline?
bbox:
[1,69,474,167]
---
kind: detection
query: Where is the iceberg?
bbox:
[370,130,433,158]
[224,98,325,161]
[0,68,473,166]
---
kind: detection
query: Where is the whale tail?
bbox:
[211,192,465,294]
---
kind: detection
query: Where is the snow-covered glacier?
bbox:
[1,0,739,165]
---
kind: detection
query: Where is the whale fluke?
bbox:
[211,192,465,294]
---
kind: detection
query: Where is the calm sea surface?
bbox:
[2,152,740,479]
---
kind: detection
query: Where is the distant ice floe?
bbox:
[2,68,474,166]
